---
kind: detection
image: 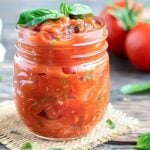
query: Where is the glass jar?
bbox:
[13,18,110,140]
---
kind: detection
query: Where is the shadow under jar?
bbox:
[13,18,110,140]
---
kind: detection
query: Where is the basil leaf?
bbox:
[137,133,150,150]
[60,2,71,16]
[17,9,63,27]
[21,142,32,149]
[106,119,115,129]
[70,3,93,15]
[60,2,93,17]
[21,142,37,150]
[120,83,150,94]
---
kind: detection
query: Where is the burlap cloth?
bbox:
[0,101,139,150]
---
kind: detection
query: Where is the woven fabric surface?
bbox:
[0,101,139,150]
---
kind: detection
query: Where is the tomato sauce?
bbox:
[14,16,110,139]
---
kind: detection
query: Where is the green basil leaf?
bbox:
[60,2,93,17]
[120,83,150,94]
[21,142,38,150]
[106,119,116,129]
[17,9,63,27]
[60,2,71,16]
[21,142,32,149]
[137,133,150,150]
[70,3,93,15]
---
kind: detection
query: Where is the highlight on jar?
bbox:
[13,2,110,140]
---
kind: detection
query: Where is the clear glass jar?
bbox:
[13,18,110,140]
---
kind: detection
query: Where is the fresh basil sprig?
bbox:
[136,133,150,150]
[17,2,93,27]
[60,2,93,17]
[120,83,150,94]
[60,2,71,16]
[17,9,63,27]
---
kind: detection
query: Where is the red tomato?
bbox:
[126,23,150,71]
[100,0,142,56]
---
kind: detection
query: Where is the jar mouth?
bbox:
[16,17,105,37]
[16,17,108,48]
[16,17,108,65]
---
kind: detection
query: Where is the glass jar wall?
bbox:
[13,18,110,140]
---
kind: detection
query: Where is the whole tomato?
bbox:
[100,0,142,56]
[126,23,150,71]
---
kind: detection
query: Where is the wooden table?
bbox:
[0,0,149,149]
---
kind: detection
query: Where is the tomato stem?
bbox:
[109,0,142,31]
[125,0,129,11]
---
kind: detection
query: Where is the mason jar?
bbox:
[13,18,110,140]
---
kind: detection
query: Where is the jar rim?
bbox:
[16,17,105,37]
[16,17,108,48]
[15,17,108,63]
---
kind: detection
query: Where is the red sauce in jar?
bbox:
[14,16,110,139]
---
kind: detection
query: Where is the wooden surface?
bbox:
[0,0,150,149]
